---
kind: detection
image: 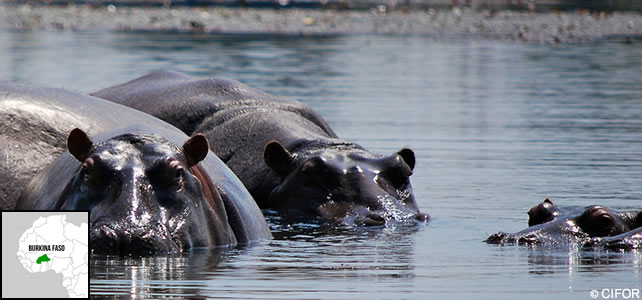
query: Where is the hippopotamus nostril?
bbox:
[414,213,431,222]
[363,213,385,226]
[485,232,509,244]
[100,224,117,237]
[90,225,119,254]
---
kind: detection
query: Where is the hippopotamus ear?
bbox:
[183,134,209,167]
[397,148,415,171]
[67,128,93,162]
[264,140,293,176]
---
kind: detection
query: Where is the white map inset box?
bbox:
[3,212,88,299]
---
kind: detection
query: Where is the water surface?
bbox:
[1,31,641,299]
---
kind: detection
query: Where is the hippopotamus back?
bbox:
[0,81,144,208]
[93,71,429,226]
[1,81,270,252]
[91,71,336,140]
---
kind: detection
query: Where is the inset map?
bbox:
[2,211,88,298]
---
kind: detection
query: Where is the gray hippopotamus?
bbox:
[1,81,270,255]
[92,71,429,226]
[486,199,641,246]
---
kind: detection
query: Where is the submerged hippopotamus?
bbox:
[486,199,641,246]
[93,71,429,226]
[1,81,270,255]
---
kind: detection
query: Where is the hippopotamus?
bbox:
[1,81,270,255]
[486,199,641,246]
[92,71,429,226]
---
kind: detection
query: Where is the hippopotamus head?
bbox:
[262,140,429,226]
[487,199,641,245]
[58,129,227,255]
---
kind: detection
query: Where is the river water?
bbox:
[1,31,640,299]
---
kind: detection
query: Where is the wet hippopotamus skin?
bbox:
[1,81,270,255]
[92,71,429,226]
[486,199,641,246]
[583,227,642,250]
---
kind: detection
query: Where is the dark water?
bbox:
[1,31,641,299]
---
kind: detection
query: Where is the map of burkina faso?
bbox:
[16,215,88,298]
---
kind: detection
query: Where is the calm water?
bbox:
[1,31,641,299]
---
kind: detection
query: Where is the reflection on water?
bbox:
[526,249,641,274]
[1,31,641,298]
[91,251,226,297]
[91,214,422,298]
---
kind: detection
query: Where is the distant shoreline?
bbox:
[1,4,641,43]
[3,0,642,11]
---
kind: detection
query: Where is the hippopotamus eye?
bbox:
[80,157,93,181]
[579,207,618,237]
[595,213,614,227]
[381,163,412,188]
[586,208,614,224]
[301,158,317,172]
[589,213,616,236]
[299,157,339,187]
[174,167,185,190]
[148,158,185,191]
[80,156,113,187]
[301,157,329,176]
[169,159,184,186]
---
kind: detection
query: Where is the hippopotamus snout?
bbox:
[317,190,429,227]
[90,222,178,255]
[357,174,430,226]
[88,171,182,255]
[348,211,429,227]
